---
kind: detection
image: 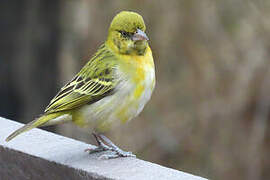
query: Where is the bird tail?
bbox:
[5,113,70,142]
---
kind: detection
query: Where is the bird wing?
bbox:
[45,44,117,114]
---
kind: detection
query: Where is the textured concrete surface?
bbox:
[0,117,207,180]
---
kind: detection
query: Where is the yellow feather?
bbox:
[5,112,69,142]
[6,11,155,143]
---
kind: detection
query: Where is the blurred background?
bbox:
[1,0,270,179]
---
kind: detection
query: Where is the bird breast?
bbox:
[79,48,155,132]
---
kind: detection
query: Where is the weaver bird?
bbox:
[6,11,155,159]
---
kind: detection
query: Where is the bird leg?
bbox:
[85,133,136,159]
[85,133,113,153]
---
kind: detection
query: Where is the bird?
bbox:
[5,11,155,159]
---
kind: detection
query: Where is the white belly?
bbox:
[79,65,155,132]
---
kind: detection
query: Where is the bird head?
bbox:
[106,11,149,56]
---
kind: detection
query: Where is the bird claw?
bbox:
[85,133,136,159]
[115,150,136,158]
[85,146,108,154]
[98,150,136,159]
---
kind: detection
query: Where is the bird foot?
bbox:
[85,133,136,159]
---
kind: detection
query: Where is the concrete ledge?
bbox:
[0,117,207,180]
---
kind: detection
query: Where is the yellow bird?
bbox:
[6,11,155,159]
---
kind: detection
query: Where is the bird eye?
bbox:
[119,30,131,38]
[121,31,127,36]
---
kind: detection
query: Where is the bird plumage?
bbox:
[6,11,155,144]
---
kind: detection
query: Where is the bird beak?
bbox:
[132,29,149,41]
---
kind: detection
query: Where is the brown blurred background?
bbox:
[1,0,270,179]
